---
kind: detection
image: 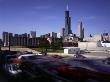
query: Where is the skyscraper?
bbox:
[8,33,13,46]
[78,21,84,41]
[2,32,13,46]
[61,28,65,37]
[29,31,36,38]
[50,32,57,38]
[64,4,72,36]
[82,27,84,39]
[3,32,8,46]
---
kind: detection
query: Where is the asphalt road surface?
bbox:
[0,71,7,82]
[0,71,101,82]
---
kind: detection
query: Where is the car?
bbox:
[73,54,86,59]
[4,55,17,63]
[18,54,37,59]
[103,57,110,65]
[4,64,22,76]
[52,55,63,59]
[36,53,43,55]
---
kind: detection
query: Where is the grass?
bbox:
[31,48,64,53]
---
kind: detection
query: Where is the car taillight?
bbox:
[52,55,62,59]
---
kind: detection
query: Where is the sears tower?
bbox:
[64,5,72,36]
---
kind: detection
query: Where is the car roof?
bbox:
[18,54,36,59]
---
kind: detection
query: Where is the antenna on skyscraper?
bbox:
[66,0,69,11]
[66,3,69,11]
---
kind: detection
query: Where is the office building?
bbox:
[3,32,8,46]
[50,32,57,38]
[40,35,46,38]
[102,33,110,41]
[2,32,13,46]
[84,35,102,42]
[61,28,65,37]
[40,33,50,38]
[28,38,38,47]
[13,33,28,47]
[8,33,13,46]
[2,32,39,47]
[0,39,3,46]
[64,4,72,36]
[29,31,36,38]
[77,21,84,41]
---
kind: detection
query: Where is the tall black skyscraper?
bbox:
[64,4,72,36]
[78,21,84,41]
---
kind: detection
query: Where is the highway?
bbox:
[0,49,110,82]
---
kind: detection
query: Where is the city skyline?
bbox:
[0,0,110,38]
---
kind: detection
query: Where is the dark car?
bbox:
[103,57,110,65]
[2,55,22,79]
[3,63,22,77]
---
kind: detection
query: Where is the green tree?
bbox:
[51,38,63,51]
[39,38,50,52]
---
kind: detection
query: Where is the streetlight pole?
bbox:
[8,35,10,51]
[0,44,1,51]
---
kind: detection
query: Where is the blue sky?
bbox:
[0,0,110,38]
